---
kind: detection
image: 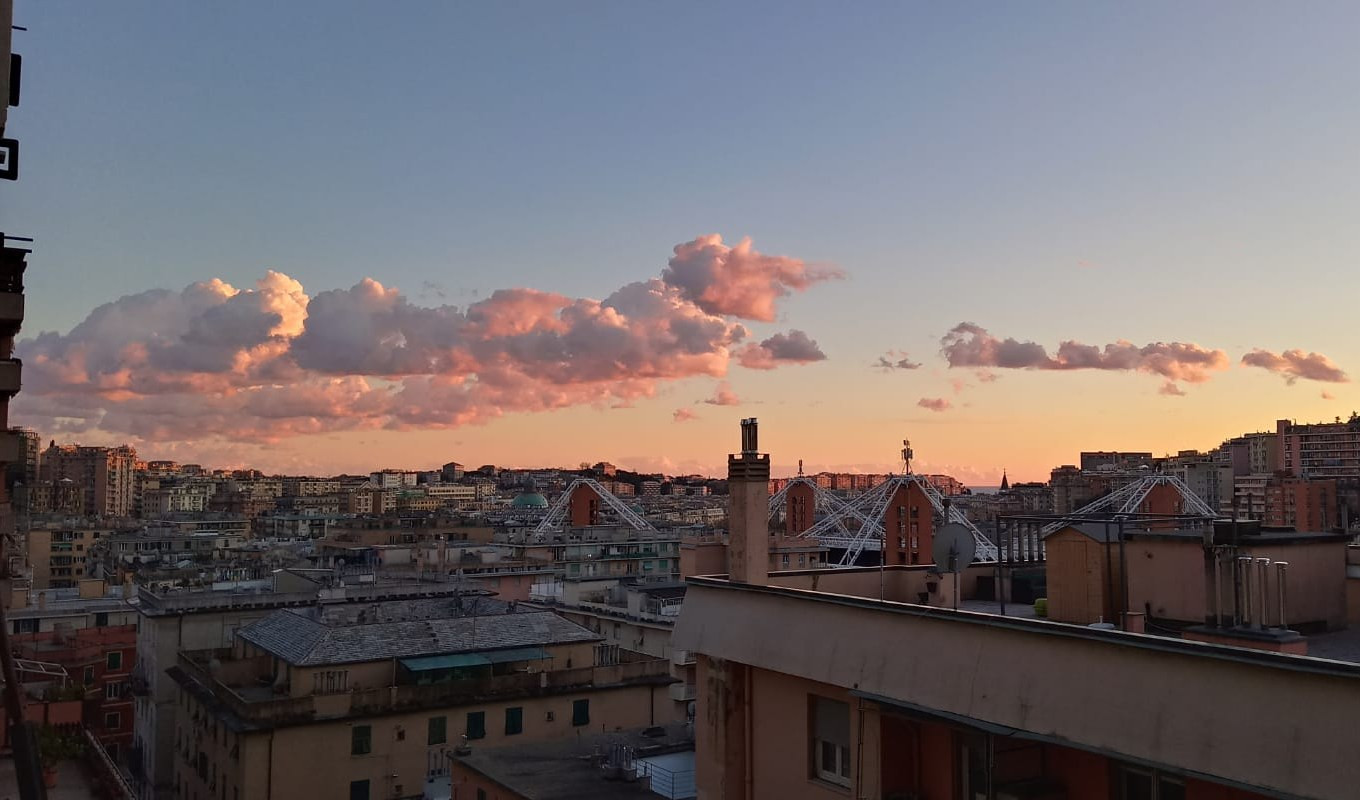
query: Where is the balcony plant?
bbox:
[37,725,85,789]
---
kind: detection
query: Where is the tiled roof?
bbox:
[237,608,600,666]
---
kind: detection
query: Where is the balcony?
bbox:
[174,649,674,728]
[0,290,22,336]
[0,358,19,396]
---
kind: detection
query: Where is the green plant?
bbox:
[37,726,85,767]
[42,683,88,702]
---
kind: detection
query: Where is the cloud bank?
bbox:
[1240,348,1348,384]
[15,235,835,446]
[939,322,1230,390]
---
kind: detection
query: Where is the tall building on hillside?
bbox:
[3,425,39,487]
[40,443,138,517]
[1079,451,1153,472]
[1278,415,1360,479]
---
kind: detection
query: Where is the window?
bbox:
[13,618,37,634]
[1118,765,1185,800]
[107,651,123,671]
[105,712,121,729]
[351,725,371,755]
[348,779,370,800]
[571,699,590,727]
[476,790,487,800]
[428,716,446,745]
[106,681,123,700]
[95,612,109,627]
[810,696,850,787]
[83,666,95,686]
[505,707,523,736]
[465,711,486,740]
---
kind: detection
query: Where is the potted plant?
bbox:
[37,725,85,789]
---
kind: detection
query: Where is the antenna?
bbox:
[932,521,976,611]
[901,439,912,474]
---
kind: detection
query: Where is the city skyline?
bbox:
[10,3,1360,479]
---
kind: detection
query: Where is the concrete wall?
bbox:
[676,578,1360,799]
[179,682,670,800]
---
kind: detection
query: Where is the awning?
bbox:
[481,647,551,664]
[399,647,551,673]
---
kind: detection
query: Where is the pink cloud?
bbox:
[662,234,842,321]
[13,236,834,448]
[702,382,741,406]
[1322,390,1336,400]
[940,322,1229,386]
[917,397,952,412]
[736,330,827,370]
[1158,381,1187,397]
[874,350,920,370]
[672,408,699,423]
[1241,348,1349,384]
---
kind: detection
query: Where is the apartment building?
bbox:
[130,575,514,799]
[1278,415,1360,480]
[6,582,138,755]
[671,420,1360,800]
[41,442,139,517]
[26,522,127,589]
[168,604,675,800]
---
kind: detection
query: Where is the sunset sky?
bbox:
[7,2,1359,482]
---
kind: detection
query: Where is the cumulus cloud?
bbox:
[672,408,699,423]
[702,382,741,406]
[661,234,842,321]
[874,351,921,371]
[940,322,1229,386]
[917,397,952,412]
[14,236,833,447]
[1240,349,1349,384]
[736,330,827,370]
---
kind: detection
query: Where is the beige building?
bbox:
[41,442,138,517]
[673,421,1360,800]
[169,604,675,800]
[26,523,124,589]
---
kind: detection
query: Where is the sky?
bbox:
[5,2,1359,482]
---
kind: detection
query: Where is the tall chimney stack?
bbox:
[728,418,771,585]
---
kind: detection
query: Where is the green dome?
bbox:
[511,492,549,509]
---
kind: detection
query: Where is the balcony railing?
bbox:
[176,650,672,727]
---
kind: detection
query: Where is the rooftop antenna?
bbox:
[901,439,913,475]
[797,459,804,477]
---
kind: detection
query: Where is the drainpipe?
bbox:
[1238,556,1253,628]
[1275,562,1289,630]
[1256,558,1271,630]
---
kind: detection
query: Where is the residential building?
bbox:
[40,442,139,517]
[440,461,466,482]
[1278,415,1360,479]
[130,574,503,799]
[370,469,419,489]
[1079,450,1153,471]
[168,603,676,800]
[7,581,138,755]
[672,421,1360,800]
[26,522,127,589]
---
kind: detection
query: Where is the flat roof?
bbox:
[453,723,694,800]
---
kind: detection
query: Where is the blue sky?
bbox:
[6,2,1359,479]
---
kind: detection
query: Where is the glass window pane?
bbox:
[821,740,835,773]
[839,746,851,778]
[1158,777,1185,800]
[1122,769,1153,800]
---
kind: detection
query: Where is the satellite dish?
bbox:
[932,523,976,574]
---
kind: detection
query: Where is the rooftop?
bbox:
[238,607,601,666]
[452,722,695,800]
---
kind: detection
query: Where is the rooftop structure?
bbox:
[450,721,695,800]
[671,420,1360,800]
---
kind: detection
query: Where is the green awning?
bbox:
[400,653,491,671]
[399,647,551,673]
[481,647,551,664]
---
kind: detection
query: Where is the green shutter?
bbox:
[466,711,486,740]
[351,725,371,755]
[428,716,447,745]
[505,707,523,736]
[571,699,590,727]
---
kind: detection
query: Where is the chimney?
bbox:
[727,418,771,585]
